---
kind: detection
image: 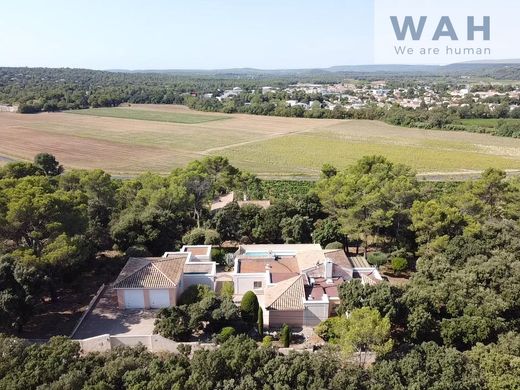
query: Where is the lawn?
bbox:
[68,107,231,124]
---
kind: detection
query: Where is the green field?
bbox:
[460,118,520,128]
[3,105,520,179]
[216,131,520,177]
[68,107,230,124]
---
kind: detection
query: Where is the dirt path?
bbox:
[200,125,332,154]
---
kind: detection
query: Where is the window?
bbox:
[253,281,262,289]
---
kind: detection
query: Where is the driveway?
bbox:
[73,287,157,339]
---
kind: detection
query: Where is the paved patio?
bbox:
[73,287,157,339]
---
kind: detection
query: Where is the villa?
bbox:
[112,242,382,328]
[232,244,382,328]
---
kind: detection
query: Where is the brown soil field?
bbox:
[2,104,520,179]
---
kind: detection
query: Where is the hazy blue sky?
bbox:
[0,0,374,69]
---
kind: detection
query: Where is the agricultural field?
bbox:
[70,107,230,124]
[2,104,520,179]
[460,118,520,128]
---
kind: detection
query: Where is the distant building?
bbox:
[210,192,271,212]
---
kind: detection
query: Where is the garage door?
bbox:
[124,290,145,309]
[149,289,171,308]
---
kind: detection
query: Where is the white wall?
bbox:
[183,274,215,291]
[304,296,330,327]
[233,273,267,295]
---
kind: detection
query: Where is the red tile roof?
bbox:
[113,257,185,289]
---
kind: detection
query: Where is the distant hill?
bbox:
[107,62,520,80]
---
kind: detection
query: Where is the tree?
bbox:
[182,228,221,246]
[179,284,215,306]
[370,342,483,389]
[339,307,393,366]
[280,214,312,243]
[338,280,404,324]
[321,163,338,179]
[411,199,466,251]
[0,255,37,333]
[34,153,63,176]
[0,162,41,179]
[316,156,417,254]
[280,324,291,347]
[391,257,408,275]
[212,202,241,241]
[154,306,192,341]
[257,307,264,337]
[312,218,343,247]
[240,291,259,325]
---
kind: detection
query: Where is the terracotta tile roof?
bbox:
[349,256,371,268]
[324,249,352,269]
[238,256,299,274]
[295,249,327,272]
[210,192,235,211]
[265,275,305,311]
[182,246,211,256]
[113,257,185,289]
[307,277,344,300]
[184,263,214,274]
[271,272,300,283]
[163,253,190,261]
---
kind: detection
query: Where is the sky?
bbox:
[0,0,374,70]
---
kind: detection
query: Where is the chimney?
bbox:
[325,258,333,283]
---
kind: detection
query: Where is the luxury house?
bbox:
[232,244,382,328]
[112,242,382,329]
[113,245,216,309]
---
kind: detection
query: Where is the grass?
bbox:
[2,104,520,178]
[68,107,231,124]
[215,132,520,178]
[460,118,520,128]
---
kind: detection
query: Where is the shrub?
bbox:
[217,327,236,343]
[125,245,152,258]
[367,252,388,267]
[204,229,221,245]
[179,284,214,306]
[315,317,346,342]
[177,343,192,357]
[154,306,192,341]
[262,335,273,347]
[182,228,221,246]
[219,281,234,299]
[18,102,41,114]
[280,324,292,347]
[182,228,207,245]
[240,291,259,324]
[391,257,408,275]
[211,248,226,265]
[325,241,344,250]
